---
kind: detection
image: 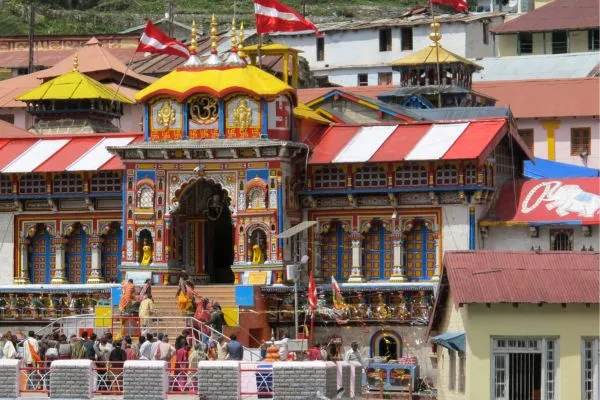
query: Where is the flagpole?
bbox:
[430,0,442,108]
[258,33,263,69]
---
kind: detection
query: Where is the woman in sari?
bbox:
[118,279,136,313]
[138,279,152,301]
[176,276,192,314]
[173,342,189,391]
[193,298,212,343]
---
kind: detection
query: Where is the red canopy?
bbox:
[490,178,600,225]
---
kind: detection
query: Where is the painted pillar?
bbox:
[541,120,561,161]
[218,100,225,138]
[291,53,299,88]
[164,215,172,264]
[143,104,150,141]
[87,235,104,284]
[15,238,30,284]
[469,206,476,250]
[51,236,69,284]
[313,235,322,282]
[283,53,289,85]
[390,231,406,282]
[261,100,269,139]
[348,231,364,283]
[182,101,189,139]
[432,229,441,281]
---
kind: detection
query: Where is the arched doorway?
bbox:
[28,225,51,283]
[102,223,122,283]
[65,224,89,284]
[371,330,403,361]
[404,219,435,280]
[172,179,234,283]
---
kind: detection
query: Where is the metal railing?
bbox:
[240,362,274,399]
[23,314,261,360]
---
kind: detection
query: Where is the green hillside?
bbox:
[0,0,424,36]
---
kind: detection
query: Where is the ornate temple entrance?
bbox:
[172,179,234,283]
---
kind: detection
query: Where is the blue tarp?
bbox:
[431,332,466,352]
[525,158,600,179]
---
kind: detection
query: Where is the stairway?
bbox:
[148,285,237,340]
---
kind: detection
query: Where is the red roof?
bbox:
[491,0,599,33]
[473,78,600,118]
[0,119,34,138]
[0,47,145,69]
[444,251,600,304]
[298,86,394,104]
[485,178,600,225]
[309,119,515,164]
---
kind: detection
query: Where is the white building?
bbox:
[271,13,505,87]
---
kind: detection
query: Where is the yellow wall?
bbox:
[497,34,518,56]
[465,303,600,399]
[534,0,553,8]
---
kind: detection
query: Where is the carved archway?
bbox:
[167,172,237,215]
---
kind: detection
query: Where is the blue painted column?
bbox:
[469,206,476,250]
[261,100,268,138]
[143,104,150,141]
[182,101,189,139]
[218,100,225,138]
[277,180,284,260]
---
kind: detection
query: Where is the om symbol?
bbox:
[190,95,218,124]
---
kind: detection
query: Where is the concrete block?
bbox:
[0,359,20,400]
[197,361,240,400]
[123,360,168,400]
[50,360,93,399]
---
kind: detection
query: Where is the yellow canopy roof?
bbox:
[294,103,331,124]
[390,44,482,69]
[135,64,296,103]
[17,70,134,103]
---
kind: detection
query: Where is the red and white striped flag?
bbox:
[136,20,191,59]
[308,269,317,313]
[431,0,469,12]
[254,0,320,35]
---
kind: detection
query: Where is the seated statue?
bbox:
[251,242,265,264]
[140,239,153,266]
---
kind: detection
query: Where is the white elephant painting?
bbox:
[521,181,600,218]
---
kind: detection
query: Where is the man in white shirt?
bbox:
[23,331,39,366]
[139,333,153,360]
[344,341,365,368]
[153,334,175,361]
[274,333,289,361]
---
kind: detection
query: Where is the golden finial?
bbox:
[72,54,79,72]
[429,17,442,46]
[231,17,238,51]
[210,14,218,54]
[189,20,197,54]
[238,21,246,58]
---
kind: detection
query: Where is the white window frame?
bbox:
[582,338,599,400]
[314,167,345,189]
[0,175,12,195]
[436,165,458,185]
[354,165,386,187]
[465,165,477,185]
[395,163,427,186]
[53,172,83,194]
[19,173,46,194]
[91,171,121,193]
[491,337,559,400]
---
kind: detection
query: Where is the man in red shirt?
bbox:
[307,342,323,361]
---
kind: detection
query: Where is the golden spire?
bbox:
[238,21,246,58]
[210,14,218,54]
[72,54,79,72]
[429,17,442,47]
[231,17,238,52]
[189,20,197,54]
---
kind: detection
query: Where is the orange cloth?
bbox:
[119,282,135,312]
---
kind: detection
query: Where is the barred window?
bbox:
[395,164,427,186]
[0,175,12,195]
[91,171,121,193]
[465,165,477,185]
[19,173,46,194]
[53,173,83,194]
[314,167,345,189]
[355,165,386,187]
[436,165,458,185]
[551,229,573,251]
[571,127,591,156]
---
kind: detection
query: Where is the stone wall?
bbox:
[197,361,240,400]
[50,359,93,399]
[0,359,19,400]
[123,360,168,400]
[272,361,337,400]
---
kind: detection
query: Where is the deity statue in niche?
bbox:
[140,239,153,266]
[250,229,267,264]
[232,98,252,132]
[157,100,176,128]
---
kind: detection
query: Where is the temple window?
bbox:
[354,165,386,188]
[464,165,477,185]
[137,185,154,208]
[19,173,46,194]
[358,73,368,86]
[550,229,573,251]
[53,173,83,194]
[91,171,121,193]
[321,222,352,280]
[395,164,427,186]
[0,175,12,195]
[379,28,392,52]
[494,140,514,177]
[314,167,345,189]
[316,37,325,61]
[364,220,393,279]
[404,220,435,280]
[518,32,533,55]
[436,165,458,185]
[552,30,568,54]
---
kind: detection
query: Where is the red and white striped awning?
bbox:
[0,134,142,173]
[309,119,510,164]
